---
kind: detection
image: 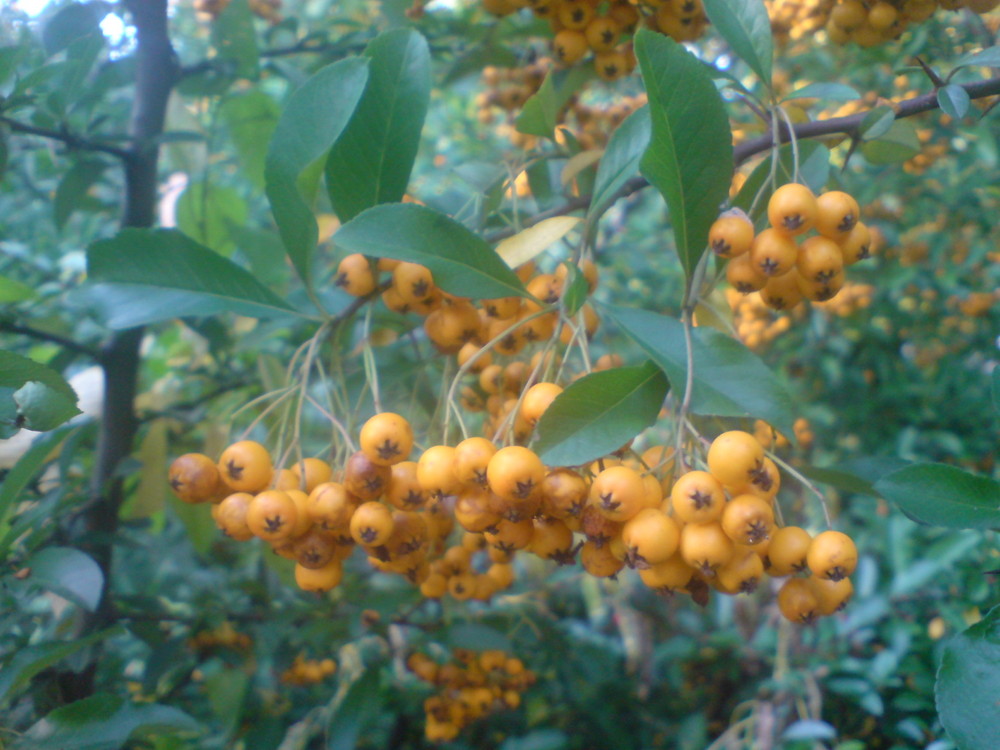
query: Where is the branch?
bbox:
[0,116,131,160]
[179,38,369,78]
[733,74,1000,165]
[495,74,1000,241]
[0,320,100,359]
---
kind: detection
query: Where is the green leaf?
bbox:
[782,82,860,102]
[500,730,570,750]
[212,0,259,80]
[219,91,280,190]
[586,105,650,229]
[798,457,909,496]
[325,28,430,222]
[326,668,382,750]
[635,29,734,278]
[205,668,249,737]
[0,351,80,432]
[265,57,369,284]
[333,203,528,300]
[448,623,512,652]
[0,426,75,532]
[0,274,36,303]
[858,105,895,141]
[937,84,971,120]
[175,182,249,256]
[41,1,112,55]
[13,381,81,431]
[54,158,106,231]
[861,120,922,164]
[950,45,1000,76]
[604,304,796,436]
[86,228,303,327]
[534,361,669,467]
[701,0,773,85]
[561,262,589,316]
[18,693,201,750]
[992,367,999,414]
[734,141,830,223]
[873,463,1000,529]
[22,546,104,612]
[0,626,124,705]
[516,66,594,139]
[936,604,1000,750]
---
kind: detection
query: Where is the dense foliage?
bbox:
[0,0,998,749]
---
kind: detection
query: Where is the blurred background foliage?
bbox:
[0,0,997,748]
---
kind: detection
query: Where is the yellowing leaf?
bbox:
[560,149,603,187]
[495,217,581,269]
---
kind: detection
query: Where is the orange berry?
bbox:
[218,440,273,493]
[360,412,414,466]
[767,183,817,236]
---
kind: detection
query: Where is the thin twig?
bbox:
[0,320,101,359]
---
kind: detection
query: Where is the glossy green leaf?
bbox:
[333,203,527,300]
[873,463,1000,529]
[561,262,589,316]
[176,182,249,255]
[12,381,80,431]
[219,90,280,190]
[861,120,922,164]
[0,427,75,533]
[448,623,512,652]
[18,693,201,750]
[992,366,999,414]
[500,730,570,750]
[0,351,80,433]
[516,66,594,139]
[86,228,303,327]
[212,0,259,80]
[325,28,430,222]
[0,626,124,704]
[859,105,895,141]
[586,105,650,229]
[265,57,369,283]
[534,361,669,467]
[41,1,112,55]
[21,546,104,612]
[937,84,971,120]
[950,45,1000,75]
[936,604,1000,750]
[604,304,796,436]
[326,668,382,750]
[635,29,734,278]
[0,274,35,303]
[702,0,773,85]
[799,456,910,496]
[205,668,249,737]
[783,82,860,102]
[54,159,106,231]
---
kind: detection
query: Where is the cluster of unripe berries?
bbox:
[715,184,873,310]
[407,649,535,742]
[279,655,337,686]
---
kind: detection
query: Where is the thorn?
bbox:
[914,56,946,88]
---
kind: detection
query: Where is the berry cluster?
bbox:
[667,430,855,622]
[716,184,874,310]
[186,621,252,653]
[280,655,338,686]
[482,0,642,80]
[407,649,536,742]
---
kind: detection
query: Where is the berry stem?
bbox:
[766,450,833,528]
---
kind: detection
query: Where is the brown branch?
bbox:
[0,320,100,360]
[495,74,1000,241]
[179,38,369,78]
[0,116,131,160]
